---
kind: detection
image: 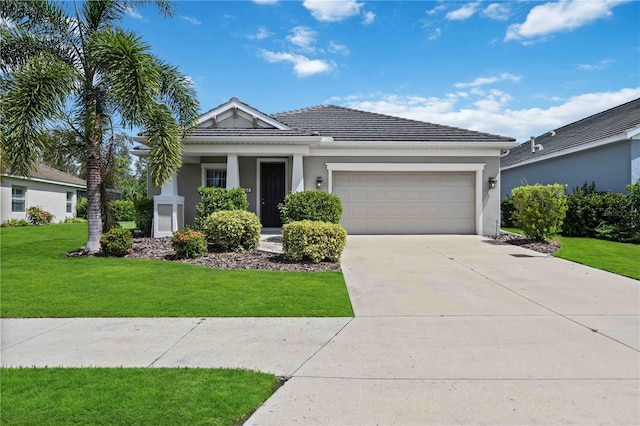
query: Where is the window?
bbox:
[201,164,228,188]
[66,192,73,213]
[206,169,227,188]
[11,186,26,212]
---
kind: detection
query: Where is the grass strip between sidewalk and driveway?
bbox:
[0,224,353,318]
[502,228,639,280]
[1,367,279,426]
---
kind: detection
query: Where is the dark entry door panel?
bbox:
[260,162,285,227]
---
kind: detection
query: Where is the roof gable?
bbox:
[2,164,86,187]
[502,98,640,168]
[271,105,515,143]
[197,97,291,130]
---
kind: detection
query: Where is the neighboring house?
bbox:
[501,98,640,198]
[134,97,516,237]
[1,164,87,223]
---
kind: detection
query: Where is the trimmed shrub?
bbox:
[279,190,343,224]
[594,181,640,243]
[64,217,87,224]
[511,184,568,241]
[282,220,347,263]
[203,210,261,252]
[26,206,54,225]
[134,198,154,237]
[500,196,515,227]
[172,227,207,258]
[1,219,31,228]
[100,227,133,257]
[194,187,248,230]
[111,200,136,221]
[76,197,87,219]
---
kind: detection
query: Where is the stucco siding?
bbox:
[1,176,79,223]
[501,140,632,198]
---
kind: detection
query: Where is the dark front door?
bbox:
[260,162,286,227]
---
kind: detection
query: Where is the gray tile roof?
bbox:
[186,128,317,138]
[4,164,87,187]
[501,98,640,168]
[271,104,515,143]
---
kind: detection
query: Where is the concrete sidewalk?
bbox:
[2,235,639,425]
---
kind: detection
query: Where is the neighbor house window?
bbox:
[66,192,73,213]
[11,186,26,212]
[201,164,227,188]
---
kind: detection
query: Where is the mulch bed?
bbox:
[494,233,561,255]
[70,237,340,272]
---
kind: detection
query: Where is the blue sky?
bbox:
[123,0,640,142]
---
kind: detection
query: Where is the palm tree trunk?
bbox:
[86,154,102,253]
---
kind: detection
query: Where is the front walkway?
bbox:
[2,235,638,425]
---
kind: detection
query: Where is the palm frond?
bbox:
[156,60,199,133]
[145,103,181,187]
[0,54,75,176]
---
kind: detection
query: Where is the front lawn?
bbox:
[1,367,277,425]
[0,224,353,317]
[555,236,640,280]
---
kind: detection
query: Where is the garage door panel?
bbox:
[333,171,475,234]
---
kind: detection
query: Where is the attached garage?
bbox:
[327,163,485,235]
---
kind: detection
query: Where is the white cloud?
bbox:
[329,41,350,56]
[576,59,614,71]
[445,2,480,21]
[426,4,447,16]
[455,73,521,88]
[124,7,143,19]
[334,87,640,142]
[303,0,363,22]
[362,11,376,25]
[287,26,317,51]
[428,28,442,41]
[180,16,201,25]
[260,50,334,77]
[247,26,273,40]
[252,0,279,4]
[506,0,630,42]
[482,3,511,21]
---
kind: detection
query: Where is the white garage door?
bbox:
[333,172,475,234]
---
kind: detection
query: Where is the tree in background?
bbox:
[0,1,199,252]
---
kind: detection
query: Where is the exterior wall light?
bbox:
[488,177,498,189]
[316,176,324,189]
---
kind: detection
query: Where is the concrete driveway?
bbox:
[247,235,640,425]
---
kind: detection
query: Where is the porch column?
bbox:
[226,154,240,189]
[153,173,184,238]
[291,154,304,192]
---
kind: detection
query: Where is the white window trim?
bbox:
[200,163,227,188]
[11,185,27,213]
[325,163,485,235]
[255,158,289,220]
[66,191,74,214]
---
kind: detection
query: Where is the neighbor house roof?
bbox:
[2,164,86,188]
[502,98,640,168]
[271,104,515,143]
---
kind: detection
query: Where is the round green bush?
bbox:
[111,199,136,221]
[26,206,54,225]
[203,210,261,252]
[282,220,347,263]
[134,198,154,237]
[172,227,207,259]
[100,227,133,257]
[278,191,343,224]
[76,197,88,219]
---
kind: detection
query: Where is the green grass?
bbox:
[555,236,640,280]
[1,367,278,425]
[0,224,353,317]
[117,221,137,230]
[502,228,639,280]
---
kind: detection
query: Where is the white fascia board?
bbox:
[310,148,504,157]
[196,99,291,130]
[626,124,640,139]
[325,163,485,172]
[318,140,517,150]
[1,174,86,189]
[183,144,310,155]
[502,133,630,171]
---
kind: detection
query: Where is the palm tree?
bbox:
[0,1,199,252]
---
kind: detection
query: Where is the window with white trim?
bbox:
[66,192,73,213]
[11,186,26,212]
[201,164,227,188]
